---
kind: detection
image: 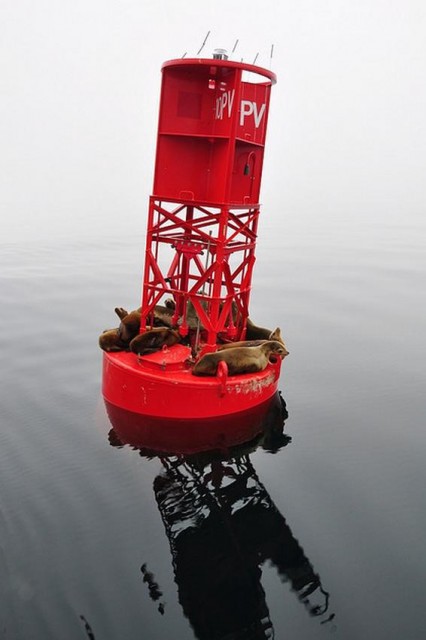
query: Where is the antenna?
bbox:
[181,52,187,58]
[232,39,239,54]
[270,44,274,68]
[197,30,210,56]
[253,52,259,65]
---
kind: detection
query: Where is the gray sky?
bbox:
[1,0,426,241]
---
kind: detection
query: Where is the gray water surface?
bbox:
[1,215,425,639]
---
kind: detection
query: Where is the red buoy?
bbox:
[102,53,282,424]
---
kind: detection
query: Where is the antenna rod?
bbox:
[197,30,210,56]
[269,44,275,69]
[232,39,239,53]
[253,52,259,65]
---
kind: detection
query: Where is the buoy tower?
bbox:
[102,51,281,428]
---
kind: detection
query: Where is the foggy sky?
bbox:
[1,0,425,242]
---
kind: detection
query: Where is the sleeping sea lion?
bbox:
[218,328,287,351]
[192,340,288,377]
[129,327,181,355]
[99,329,128,352]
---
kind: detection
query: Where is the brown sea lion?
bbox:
[245,318,280,341]
[269,327,285,345]
[192,340,288,377]
[164,298,176,310]
[151,305,175,328]
[114,307,132,321]
[99,329,128,352]
[129,327,181,355]
[218,328,287,351]
[115,304,175,340]
[117,310,142,343]
[218,339,266,350]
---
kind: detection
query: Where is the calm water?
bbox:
[1,215,425,640]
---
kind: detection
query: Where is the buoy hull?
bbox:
[102,345,282,422]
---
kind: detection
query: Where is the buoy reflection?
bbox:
[107,394,335,639]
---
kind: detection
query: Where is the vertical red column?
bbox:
[140,57,276,351]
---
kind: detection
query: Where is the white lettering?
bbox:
[240,100,254,126]
[253,103,266,128]
[221,92,228,115]
[239,100,266,128]
[215,93,266,127]
[215,89,235,120]
[227,89,235,117]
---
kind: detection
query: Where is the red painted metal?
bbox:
[102,54,279,422]
[105,393,280,455]
[103,346,281,419]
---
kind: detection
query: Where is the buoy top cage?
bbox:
[161,55,277,83]
[140,54,277,353]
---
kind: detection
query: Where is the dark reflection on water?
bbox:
[108,395,335,639]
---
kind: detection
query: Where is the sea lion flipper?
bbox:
[115,307,129,320]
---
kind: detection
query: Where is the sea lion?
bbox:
[151,305,175,328]
[114,306,133,321]
[164,298,176,310]
[218,328,287,351]
[179,299,207,330]
[245,318,281,341]
[192,340,288,377]
[115,304,176,341]
[269,327,285,345]
[218,339,267,350]
[129,327,181,355]
[117,309,142,343]
[99,329,128,352]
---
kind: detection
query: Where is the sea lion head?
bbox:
[164,298,176,310]
[262,340,290,362]
[118,310,142,343]
[99,329,127,352]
